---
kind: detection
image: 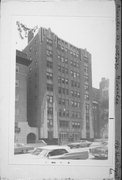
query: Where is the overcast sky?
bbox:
[15,0,115,89]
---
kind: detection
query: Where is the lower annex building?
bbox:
[15,27,94,144]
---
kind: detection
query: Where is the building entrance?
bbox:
[27,133,36,143]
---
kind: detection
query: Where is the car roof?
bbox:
[35,145,69,150]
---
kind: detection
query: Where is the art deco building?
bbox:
[22,27,94,144]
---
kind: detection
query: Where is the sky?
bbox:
[15,0,115,89]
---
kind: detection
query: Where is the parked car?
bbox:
[89,142,108,159]
[68,140,92,149]
[28,145,89,160]
[14,143,34,154]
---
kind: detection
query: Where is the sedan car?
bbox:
[14,143,34,154]
[68,140,92,149]
[29,145,89,160]
[89,142,108,159]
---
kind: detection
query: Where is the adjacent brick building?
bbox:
[92,87,100,138]
[15,50,38,143]
[99,78,109,138]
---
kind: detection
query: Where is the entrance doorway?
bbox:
[27,133,36,143]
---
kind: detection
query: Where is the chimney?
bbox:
[28,30,34,43]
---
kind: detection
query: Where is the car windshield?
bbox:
[31,148,43,155]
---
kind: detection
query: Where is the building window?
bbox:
[85,94,89,101]
[16,66,19,73]
[84,61,88,66]
[84,66,88,75]
[62,77,65,84]
[84,75,89,84]
[29,67,32,72]
[62,67,65,73]
[47,84,53,91]
[47,95,53,104]
[47,61,53,69]
[16,80,19,87]
[46,50,53,56]
[47,38,53,44]
[72,122,80,129]
[65,79,69,85]
[58,65,61,72]
[58,98,69,106]
[47,44,53,51]
[85,103,89,114]
[59,120,69,128]
[65,58,68,63]
[48,119,53,127]
[58,87,62,94]
[47,56,53,61]
[84,85,89,91]
[65,68,68,74]
[46,72,53,81]
[47,107,53,115]
[66,89,69,95]
[58,87,69,95]
[58,76,61,84]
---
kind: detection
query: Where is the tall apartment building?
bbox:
[22,27,94,144]
[15,50,37,143]
[99,78,109,138]
[92,87,100,139]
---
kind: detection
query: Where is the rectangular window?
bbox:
[47,107,53,115]
[84,66,88,75]
[60,120,69,128]
[72,122,80,129]
[47,56,53,61]
[16,80,19,87]
[58,65,61,72]
[84,85,89,91]
[62,67,65,73]
[58,98,62,105]
[46,50,53,56]
[16,66,19,73]
[65,68,68,74]
[85,94,89,100]
[59,109,62,117]
[58,87,61,94]
[47,84,53,91]
[47,95,53,104]
[58,76,61,84]
[61,57,64,63]
[66,89,69,95]
[65,79,69,85]
[47,38,53,44]
[46,72,53,80]
[65,58,68,63]
[62,78,65,84]
[47,44,53,51]
[84,75,89,84]
[48,119,53,127]
[47,61,53,69]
